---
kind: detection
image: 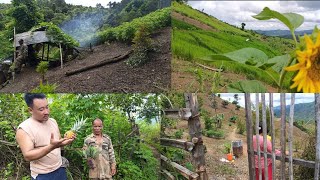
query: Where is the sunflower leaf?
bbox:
[267,54,292,73]
[252,7,304,33]
[227,80,267,93]
[202,47,270,69]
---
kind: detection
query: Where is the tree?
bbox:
[10,0,44,33]
[241,22,246,31]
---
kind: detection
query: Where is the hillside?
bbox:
[274,102,315,122]
[171,2,296,93]
[0,1,171,92]
[163,93,309,179]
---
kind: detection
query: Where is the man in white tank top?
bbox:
[16,93,76,180]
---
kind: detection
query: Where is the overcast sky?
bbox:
[188,1,320,31]
[219,93,315,108]
[0,0,121,7]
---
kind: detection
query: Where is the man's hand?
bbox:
[50,133,75,148]
[111,167,116,176]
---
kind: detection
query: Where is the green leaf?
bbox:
[227,80,267,93]
[203,47,271,68]
[253,7,304,33]
[267,54,291,73]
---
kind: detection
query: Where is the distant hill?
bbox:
[273,102,315,122]
[255,30,313,39]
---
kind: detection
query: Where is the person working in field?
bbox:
[83,118,117,180]
[10,39,28,74]
[253,123,281,180]
[16,93,75,180]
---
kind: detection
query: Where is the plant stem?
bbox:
[264,70,280,88]
[291,30,298,46]
[279,57,295,92]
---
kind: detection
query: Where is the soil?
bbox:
[0,27,171,93]
[164,94,309,180]
[172,11,217,32]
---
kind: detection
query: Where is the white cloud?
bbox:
[188,1,320,30]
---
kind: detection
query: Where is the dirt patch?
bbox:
[172,11,217,32]
[0,27,171,93]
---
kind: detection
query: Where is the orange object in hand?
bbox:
[227,153,233,161]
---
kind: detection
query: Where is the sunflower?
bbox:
[285,33,320,92]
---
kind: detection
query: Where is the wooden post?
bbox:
[245,93,255,180]
[269,93,276,180]
[261,93,268,180]
[315,94,320,180]
[59,43,63,69]
[42,43,45,61]
[255,93,262,180]
[289,94,295,180]
[280,93,286,180]
[13,27,16,62]
[47,43,49,61]
[184,93,208,180]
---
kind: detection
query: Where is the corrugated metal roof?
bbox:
[14,31,52,47]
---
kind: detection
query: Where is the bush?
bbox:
[206,129,224,138]
[229,115,238,123]
[174,129,184,139]
[236,119,246,135]
[221,100,229,108]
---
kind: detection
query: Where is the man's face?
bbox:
[29,98,50,122]
[92,119,103,135]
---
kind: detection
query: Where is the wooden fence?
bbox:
[245,93,320,180]
[161,93,208,180]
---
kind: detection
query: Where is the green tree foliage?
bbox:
[0,93,161,179]
[9,0,44,33]
[36,60,48,81]
[222,100,229,108]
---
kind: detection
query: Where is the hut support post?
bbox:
[59,43,63,69]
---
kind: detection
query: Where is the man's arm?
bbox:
[16,129,74,161]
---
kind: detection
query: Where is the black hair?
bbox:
[92,118,103,125]
[258,121,269,134]
[24,93,46,107]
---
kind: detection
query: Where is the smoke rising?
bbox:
[60,10,109,47]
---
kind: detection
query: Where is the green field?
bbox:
[172,2,296,91]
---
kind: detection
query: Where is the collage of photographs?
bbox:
[0,0,320,180]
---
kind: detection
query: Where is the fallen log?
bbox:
[65,50,133,76]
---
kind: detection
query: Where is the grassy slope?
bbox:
[172,2,295,89]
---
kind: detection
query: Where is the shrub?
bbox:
[221,100,229,108]
[31,81,58,93]
[206,129,224,138]
[236,119,246,135]
[36,61,49,82]
[174,129,183,139]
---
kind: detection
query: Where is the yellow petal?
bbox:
[285,63,303,71]
[305,35,315,50]
[303,79,309,92]
[290,80,300,89]
[306,59,312,69]
[309,80,316,93]
[315,33,320,47]
[297,79,305,92]
[293,69,307,82]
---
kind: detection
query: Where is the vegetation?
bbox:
[97,7,171,43]
[0,94,162,179]
[172,2,296,91]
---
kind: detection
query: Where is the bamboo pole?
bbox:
[59,43,63,69]
[315,94,320,180]
[289,94,295,180]
[42,43,45,61]
[255,93,262,180]
[261,93,268,180]
[280,93,286,180]
[269,93,276,180]
[245,93,255,180]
